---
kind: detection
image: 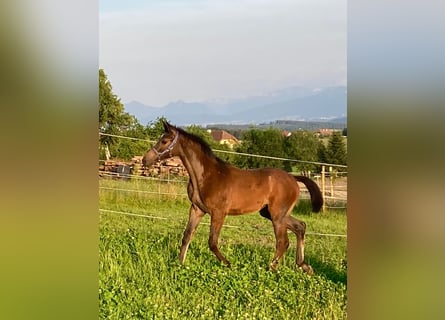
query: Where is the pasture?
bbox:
[99,177,347,319]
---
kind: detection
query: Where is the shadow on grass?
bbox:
[307,254,347,286]
[194,242,347,286]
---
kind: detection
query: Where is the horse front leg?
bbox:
[208,213,231,267]
[179,204,205,264]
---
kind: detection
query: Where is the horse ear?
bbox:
[162,120,170,132]
[162,120,174,133]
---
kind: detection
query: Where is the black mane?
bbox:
[176,126,225,163]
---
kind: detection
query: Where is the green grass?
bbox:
[99,177,347,319]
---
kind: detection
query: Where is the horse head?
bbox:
[142,121,179,167]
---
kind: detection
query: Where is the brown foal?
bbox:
[142,121,323,274]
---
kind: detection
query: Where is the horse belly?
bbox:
[227,207,261,216]
[227,174,270,215]
[226,196,266,215]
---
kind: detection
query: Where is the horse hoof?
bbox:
[299,263,314,275]
[269,261,279,271]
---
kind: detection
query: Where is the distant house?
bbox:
[207,129,240,149]
[282,130,292,137]
[316,128,336,137]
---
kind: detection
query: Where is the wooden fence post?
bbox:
[321,165,326,212]
[329,166,334,200]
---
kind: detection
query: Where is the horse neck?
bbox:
[177,138,218,183]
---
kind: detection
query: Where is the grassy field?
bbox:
[99,177,347,319]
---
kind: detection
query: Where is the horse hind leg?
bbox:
[286,216,313,275]
[261,206,312,273]
[270,218,290,271]
[179,204,205,264]
[260,206,289,271]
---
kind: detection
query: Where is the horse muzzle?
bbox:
[142,150,157,167]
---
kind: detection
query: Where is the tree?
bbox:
[110,116,147,160]
[99,69,134,159]
[145,116,170,140]
[317,143,328,164]
[284,131,322,173]
[234,128,286,169]
[326,131,347,167]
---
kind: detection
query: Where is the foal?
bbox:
[142,121,323,274]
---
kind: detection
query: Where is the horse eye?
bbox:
[161,139,168,145]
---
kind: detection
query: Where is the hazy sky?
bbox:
[100,0,346,107]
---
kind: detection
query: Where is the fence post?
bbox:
[167,167,170,184]
[321,165,326,212]
[329,166,334,199]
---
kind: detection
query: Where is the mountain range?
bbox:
[124,86,347,126]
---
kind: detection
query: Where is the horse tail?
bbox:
[293,175,323,213]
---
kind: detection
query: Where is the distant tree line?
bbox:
[232,128,346,173]
[99,69,347,173]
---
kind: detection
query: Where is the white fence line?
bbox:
[98,179,346,210]
[99,209,347,238]
[98,131,347,169]
[99,132,156,143]
[99,171,347,205]
[99,170,188,184]
[99,186,188,197]
[213,149,347,168]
